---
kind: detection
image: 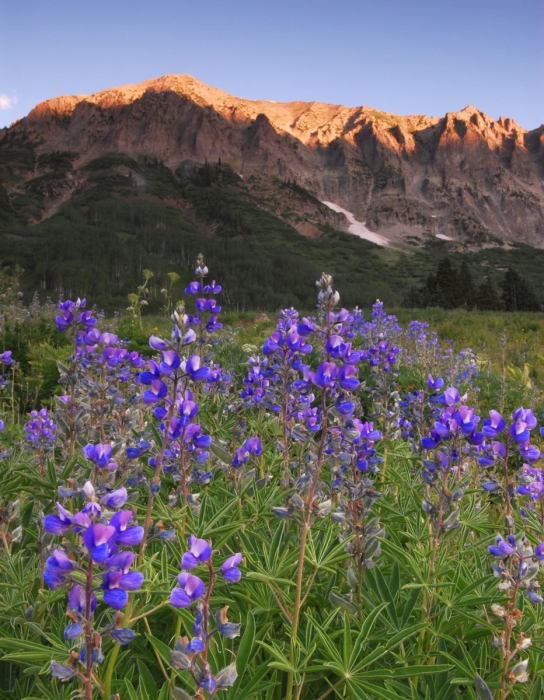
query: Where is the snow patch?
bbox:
[435,234,454,241]
[322,202,390,247]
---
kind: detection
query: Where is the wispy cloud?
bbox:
[0,95,18,110]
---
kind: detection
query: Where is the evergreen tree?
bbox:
[501,268,541,312]
[459,260,476,310]
[475,280,503,311]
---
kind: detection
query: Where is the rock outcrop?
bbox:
[2,74,543,247]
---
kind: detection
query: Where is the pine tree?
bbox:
[475,280,503,310]
[459,260,476,310]
[501,268,541,312]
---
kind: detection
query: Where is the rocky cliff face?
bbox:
[2,74,543,247]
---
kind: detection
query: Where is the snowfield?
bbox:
[322,202,390,247]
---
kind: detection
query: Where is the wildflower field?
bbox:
[1,257,544,700]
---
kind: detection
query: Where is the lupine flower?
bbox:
[170,573,206,607]
[181,535,212,569]
[101,487,128,509]
[488,535,516,557]
[311,362,337,389]
[43,550,74,589]
[220,553,243,582]
[83,443,117,470]
[0,351,12,365]
[182,356,211,382]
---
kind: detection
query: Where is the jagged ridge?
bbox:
[1,74,544,247]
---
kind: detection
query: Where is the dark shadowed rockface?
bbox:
[1,74,543,247]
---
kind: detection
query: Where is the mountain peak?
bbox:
[3,74,543,251]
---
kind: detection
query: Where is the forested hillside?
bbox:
[1,143,544,311]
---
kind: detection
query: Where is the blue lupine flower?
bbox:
[83,443,116,470]
[83,523,116,562]
[101,487,128,509]
[142,378,168,405]
[43,550,74,589]
[311,362,337,389]
[488,535,516,557]
[181,535,212,569]
[111,628,136,645]
[170,573,206,607]
[0,351,12,365]
[183,356,211,382]
[68,585,97,616]
[220,553,243,582]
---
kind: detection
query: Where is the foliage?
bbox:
[0,257,544,700]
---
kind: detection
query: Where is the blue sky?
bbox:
[1,0,542,130]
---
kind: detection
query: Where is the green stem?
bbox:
[286,390,328,700]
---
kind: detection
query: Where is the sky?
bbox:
[1,0,542,130]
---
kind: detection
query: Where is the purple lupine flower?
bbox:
[512,408,537,430]
[427,374,444,391]
[149,335,169,350]
[482,410,506,437]
[83,443,115,469]
[201,674,217,693]
[204,280,221,294]
[179,399,199,426]
[297,317,318,336]
[0,351,12,365]
[101,567,144,609]
[55,309,73,331]
[101,571,129,609]
[101,487,128,509]
[68,585,97,616]
[187,637,205,654]
[183,356,211,382]
[535,543,544,559]
[220,553,243,582]
[183,424,212,449]
[77,310,97,328]
[243,437,262,455]
[111,628,136,645]
[338,365,359,391]
[44,503,73,535]
[181,535,212,569]
[160,350,181,375]
[519,441,540,463]
[142,379,168,404]
[170,573,206,607]
[311,362,337,388]
[510,420,531,444]
[438,387,460,406]
[110,511,144,546]
[43,550,74,589]
[83,523,116,562]
[488,535,516,558]
[185,281,202,295]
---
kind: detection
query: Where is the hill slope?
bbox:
[0,75,543,309]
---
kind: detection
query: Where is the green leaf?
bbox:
[145,634,171,667]
[211,441,232,464]
[474,674,494,700]
[392,665,453,678]
[157,681,170,700]
[374,566,399,629]
[227,611,256,699]
[124,680,140,700]
[401,587,421,628]
[137,659,159,700]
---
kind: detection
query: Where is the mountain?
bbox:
[1,75,544,310]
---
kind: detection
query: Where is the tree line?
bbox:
[404,258,542,312]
